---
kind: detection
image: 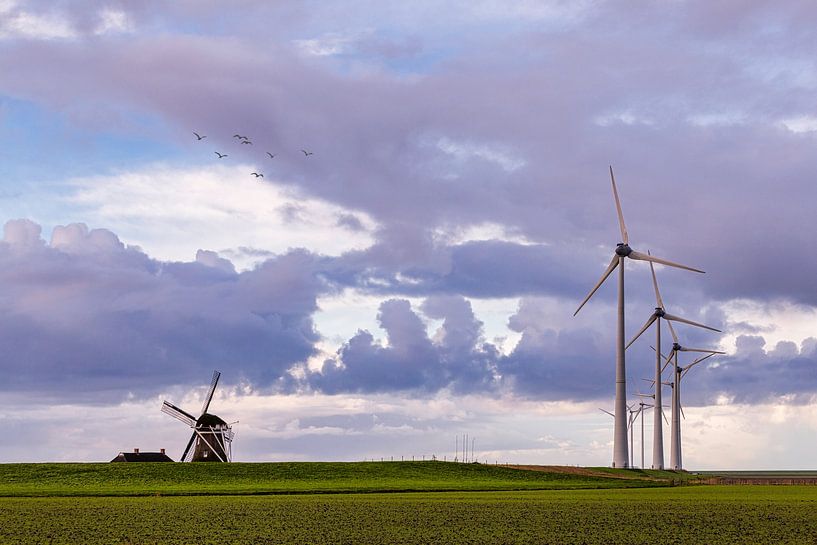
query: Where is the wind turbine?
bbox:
[661,339,724,470]
[602,404,646,469]
[574,166,704,468]
[636,400,653,470]
[625,255,721,469]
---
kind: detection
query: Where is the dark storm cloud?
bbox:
[0,219,322,402]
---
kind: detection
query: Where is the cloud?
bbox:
[62,163,377,268]
[0,219,323,402]
[0,2,76,40]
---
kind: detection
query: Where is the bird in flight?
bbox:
[215,152,228,159]
[251,172,264,178]
[301,149,313,156]
[266,152,275,159]
[193,132,206,141]
[233,134,248,140]
[242,140,253,145]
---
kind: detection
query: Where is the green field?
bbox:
[2,487,816,544]
[0,461,676,497]
[1,462,814,544]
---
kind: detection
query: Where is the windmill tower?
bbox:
[161,370,235,462]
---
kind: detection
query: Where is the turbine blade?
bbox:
[628,250,705,274]
[649,345,673,369]
[609,166,628,244]
[678,347,726,355]
[663,313,722,334]
[648,251,665,308]
[684,352,716,375]
[680,404,686,420]
[660,349,676,374]
[599,408,615,418]
[665,318,679,343]
[626,314,658,349]
[662,407,669,425]
[573,255,619,316]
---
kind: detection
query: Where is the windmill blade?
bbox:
[661,407,669,425]
[641,378,657,392]
[635,392,654,399]
[200,370,221,416]
[663,313,722,334]
[665,318,679,343]
[648,252,665,308]
[649,345,674,373]
[574,255,619,316]
[678,347,726,355]
[680,404,686,420]
[682,353,716,377]
[628,250,705,274]
[660,349,677,374]
[161,401,196,427]
[598,408,614,418]
[609,166,628,244]
[626,314,657,349]
[180,431,197,462]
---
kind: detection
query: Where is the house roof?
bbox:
[111,452,174,462]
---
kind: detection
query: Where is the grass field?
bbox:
[1,462,814,544]
[2,486,816,544]
[0,461,677,497]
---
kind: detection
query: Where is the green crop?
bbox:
[1,486,816,545]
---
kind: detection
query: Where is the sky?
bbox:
[1,0,816,469]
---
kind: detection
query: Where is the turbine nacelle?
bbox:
[615,243,633,257]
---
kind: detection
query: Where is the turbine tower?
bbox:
[574,166,704,468]
[625,255,721,469]
[662,340,724,470]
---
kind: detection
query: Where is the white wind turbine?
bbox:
[574,166,704,468]
[661,339,724,470]
[601,403,648,469]
[625,255,721,469]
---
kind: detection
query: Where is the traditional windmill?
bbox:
[161,370,235,462]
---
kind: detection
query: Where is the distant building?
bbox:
[111,448,174,462]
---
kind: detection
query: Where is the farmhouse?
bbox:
[110,448,173,462]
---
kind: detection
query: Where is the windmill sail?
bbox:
[161,370,234,463]
[201,370,221,416]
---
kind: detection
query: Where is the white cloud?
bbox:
[62,163,378,269]
[434,221,539,246]
[594,110,654,127]
[720,298,817,352]
[0,5,76,40]
[94,8,132,36]
[293,32,363,57]
[781,116,817,133]
[435,136,526,172]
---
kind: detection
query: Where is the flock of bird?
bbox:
[192,131,313,179]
